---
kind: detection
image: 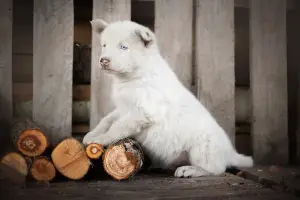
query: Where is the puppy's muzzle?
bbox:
[100,57,110,69]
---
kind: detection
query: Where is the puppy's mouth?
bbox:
[101,66,118,73]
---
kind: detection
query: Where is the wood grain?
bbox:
[195,0,235,144]
[0,0,13,125]
[1,173,300,200]
[154,0,193,90]
[33,0,74,146]
[237,166,300,196]
[250,0,288,164]
[90,0,131,130]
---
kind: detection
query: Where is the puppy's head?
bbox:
[90,19,156,75]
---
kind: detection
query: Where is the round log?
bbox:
[30,156,56,181]
[51,137,91,180]
[86,143,104,159]
[10,119,49,157]
[0,152,30,178]
[103,138,144,180]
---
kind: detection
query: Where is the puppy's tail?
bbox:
[230,152,254,168]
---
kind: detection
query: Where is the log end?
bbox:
[51,137,91,180]
[85,143,104,159]
[103,139,144,180]
[0,152,29,177]
[17,129,48,157]
[30,157,56,182]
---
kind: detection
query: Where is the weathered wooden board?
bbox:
[250,0,288,165]
[154,0,193,90]
[32,0,74,146]
[90,0,131,130]
[237,166,300,196]
[291,5,300,165]
[1,173,299,200]
[298,62,300,164]
[195,0,235,144]
[286,9,300,164]
[13,83,90,102]
[0,0,13,125]
[14,101,90,124]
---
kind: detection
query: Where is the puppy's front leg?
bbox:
[89,112,150,146]
[83,110,119,145]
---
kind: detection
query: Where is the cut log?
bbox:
[0,152,31,184]
[86,143,104,159]
[10,119,49,157]
[51,137,91,180]
[103,138,144,180]
[30,156,56,182]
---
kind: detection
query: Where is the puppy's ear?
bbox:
[90,19,108,34]
[135,26,154,47]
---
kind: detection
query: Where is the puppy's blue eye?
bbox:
[120,45,128,50]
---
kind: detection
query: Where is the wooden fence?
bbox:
[0,0,300,165]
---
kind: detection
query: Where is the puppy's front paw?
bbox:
[174,166,198,178]
[82,133,94,145]
[84,135,113,146]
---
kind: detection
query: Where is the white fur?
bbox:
[83,19,254,177]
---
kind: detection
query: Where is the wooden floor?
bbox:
[1,170,299,200]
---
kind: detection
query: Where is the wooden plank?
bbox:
[0,0,13,125]
[195,0,235,143]
[14,100,90,124]
[298,62,300,164]
[154,0,193,90]
[13,83,90,102]
[2,173,300,200]
[292,4,300,165]
[90,0,131,130]
[250,0,288,164]
[33,0,74,145]
[287,9,300,164]
[237,166,300,196]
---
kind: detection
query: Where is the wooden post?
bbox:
[154,0,193,90]
[298,60,300,164]
[0,0,13,125]
[195,0,235,144]
[296,3,300,165]
[90,0,131,130]
[250,0,288,164]
[33,0,74,146]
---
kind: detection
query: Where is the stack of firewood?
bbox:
[0,119,144,183]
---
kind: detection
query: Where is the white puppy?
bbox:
[83,19,253,178]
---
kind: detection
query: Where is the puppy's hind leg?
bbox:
[174,146,226,178]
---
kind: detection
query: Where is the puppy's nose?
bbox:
[100,57,110,66]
